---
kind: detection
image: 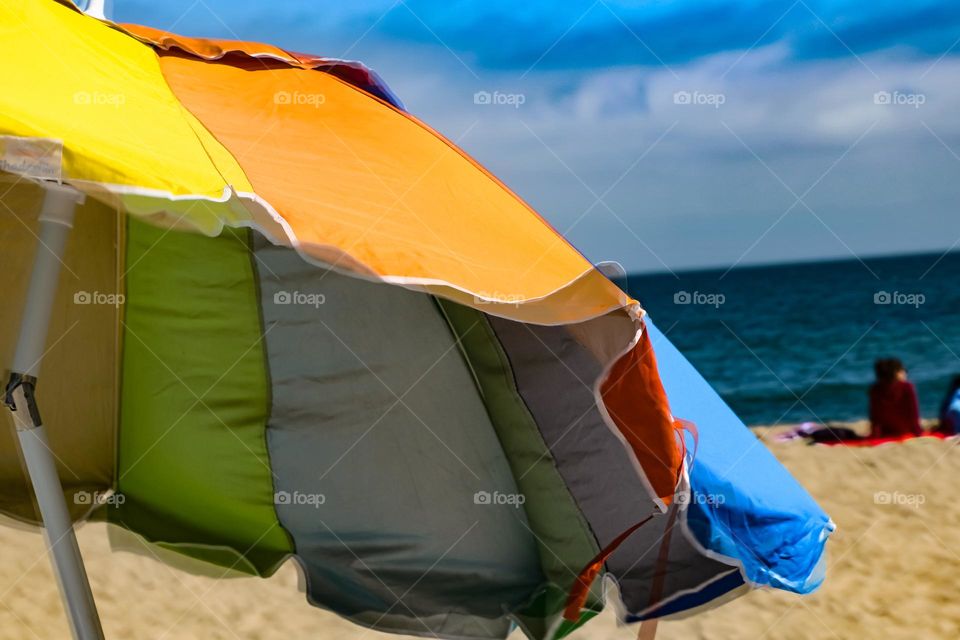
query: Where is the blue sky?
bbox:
[113,0,960,273]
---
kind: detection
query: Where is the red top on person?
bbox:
[869,358,922,438]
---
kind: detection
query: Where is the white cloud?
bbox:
[383,45,960,271]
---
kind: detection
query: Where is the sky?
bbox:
[110,0,960,273]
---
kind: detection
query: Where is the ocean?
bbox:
[617,251,960,426]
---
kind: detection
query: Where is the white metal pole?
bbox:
[80,0,114,21]
[4,184,105,640]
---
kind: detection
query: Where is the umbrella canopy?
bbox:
[0,2,832,639]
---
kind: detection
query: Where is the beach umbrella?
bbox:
[0,2,833,639]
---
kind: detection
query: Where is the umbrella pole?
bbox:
[3,184,105,640]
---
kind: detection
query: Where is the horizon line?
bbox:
[618,247,960,278]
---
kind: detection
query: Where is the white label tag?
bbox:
[0,135,63,182]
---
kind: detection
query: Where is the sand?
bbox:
[1,422,958,640]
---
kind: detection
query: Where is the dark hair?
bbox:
[874,358,904,384]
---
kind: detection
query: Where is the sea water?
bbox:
[617,251,960,425]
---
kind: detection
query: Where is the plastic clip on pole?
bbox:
[3,184,105,640]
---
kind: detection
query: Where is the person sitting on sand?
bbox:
[936,375,960,436]
[869,358,922,439]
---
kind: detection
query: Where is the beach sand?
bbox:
[1,422,958,639]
